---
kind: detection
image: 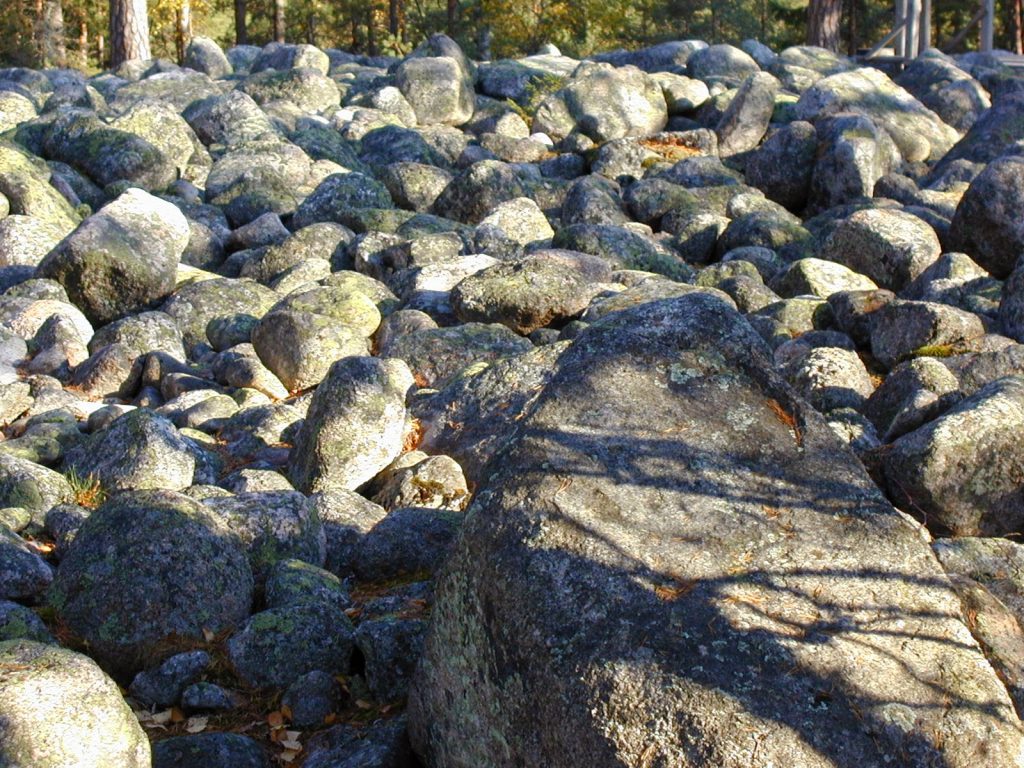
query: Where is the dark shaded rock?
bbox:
[948,154,1024,279]
[352,506,461,581]
[50,490,253,678]
[152,733,269,768]
[128,650,210,708]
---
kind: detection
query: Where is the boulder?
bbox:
[50,490,253,677]
[0,640,150,767]
[36,188,189,326]
[288,356,414,493]
[948,154,1024,279]
[183,36,233,78]
[533,62,668,142]
[409,293,1024,768]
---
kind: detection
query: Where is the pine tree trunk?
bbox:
[273,0,286,43]
[175,0,191,63]
[447,0,457,37]
[366,4,376,55]
[78,19,88,68]
[109,0,150,65]
[807,0,842,50]
[389,0,399,37]
[234,0,247,45]
[1011,0,1023,53]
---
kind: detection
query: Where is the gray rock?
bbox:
[794,67,959,162]
[265,558,349,611]
[354,616,427,703]
[533,62,667,142]
[431,160,527,225]
[153,733,269,768]
[561,175,629,227]
[715,72,779,157]
[928,92,1024,181]
[292,172,394,230]
[202,490,326,584]
[865,356,962,441]
[311,490,387,577]
[0,215,66,268]
[227,602,355,688]
[807,113,898,212]
[896,54,990,132]
[409,292,1024,768]
[289,356,413,493]
[948,154,1024,279]
[819,209,941,292]
[0,525,52,600]
[652,72,711,113]
[303,716,413,768]
[128,650,211,707]
[451,251,612,335]
[870,299,986,369]
[552,224,693,281]
[352,506,462,581]
[180,682,236,712]
[0,452,74,525]
[687,43,761,88]
[89,310,186,361]
[282,669,343,729]
[239,67,340,113]
[771,257,878,298]
[211,344,289,400]
[182,90,276,147]
[41,109,176,191]
[51,490,253,677]
[380,162,453,213]
[183,36,233,78]
[37,188,188,326]
[745,121,817,212]
[883,375,1024,536]
[162,277,278,354]
[62,409,216,493]
[251,41,329,74]
[0,640,150,767]
[369,454,469,512]
[0,141,79,236]
[395,56,474,127]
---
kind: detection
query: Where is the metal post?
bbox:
[895,0,908,57]
[906,0,921,57]
[982,0,995,51]
[920,0,932,50]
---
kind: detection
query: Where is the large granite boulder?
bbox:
[948,153,1024,279]
[409,293,1024,768]
[36,188,189,326]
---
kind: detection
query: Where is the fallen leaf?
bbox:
[285,730,301,741]
[151,710,174,725]
[281,739,302,750]
[202,627,215,642]
[280,750,300,763]
[170,707,185,723]
[267,711,285,728]
[185,716,208,734]
[280,704,292,721]
[354,699,373,709]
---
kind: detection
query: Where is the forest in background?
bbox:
[1,0,1023,74]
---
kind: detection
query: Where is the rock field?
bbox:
[3,30,1024,767]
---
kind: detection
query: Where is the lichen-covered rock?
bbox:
[227,602,355,688]
[0,640,150,767]
[0,215,67,268]
[50,490,253,677]
[89,310,186,361]
[870,299,986,369]
[794,67,959,162]
[686,43,760,87]
[238,67,341,113]
[948,154,1024,279]
[771,257,877,298]
[533,62,667,142]
[111,100,209,185]
[865,356,962,441]
[265,558,349,611]
[928,92,1024,180]
[311,490,387,577]
[431,159,527,225]
[0,599,54,642]
[162,276,278,353]
[303,714,413,768]
[807,113,898,212]
[552,224,693,281]
[451,250,612,335]
[715,72,779,156]
[369,454,469,512]
[289,356,414,493]
[895,53,990,132]
[182,90,276,147]
[819,208,941,292]
[202,491,326,583]
[62,408,217,493]
[0,141,80,235]
[0,452,73,525]
[409,292,1024,768]
[395,55,475,127]
[351,506,462,581]
[41,108,177,190]
[883,376,1024,536]
[36,188,189,326]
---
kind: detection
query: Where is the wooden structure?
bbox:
[861,0,996,62]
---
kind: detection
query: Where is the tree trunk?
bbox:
[78,19,88,69]
[109,0,150,66]
[447,0,457,37]
[273,0,286,43]
[389,0,400,36]
[807,0,842,50]
[234,0,247,45]
[1011,0,1023,53]
[366,4,377,55]
[175,0,192,63]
